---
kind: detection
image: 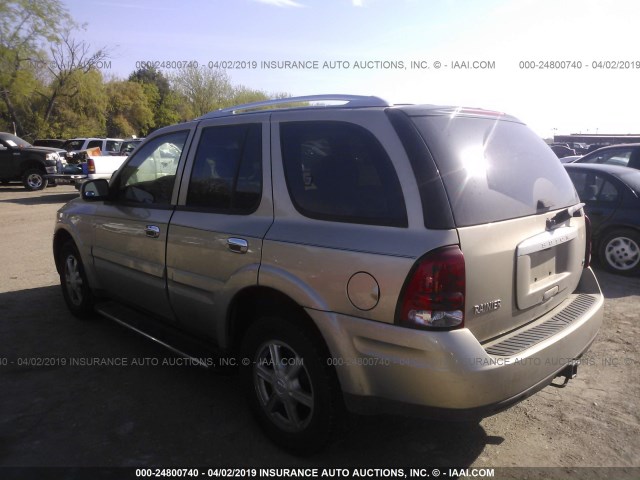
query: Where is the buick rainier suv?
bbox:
[53,95,603,453]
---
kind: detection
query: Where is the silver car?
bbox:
[53,95,603,453]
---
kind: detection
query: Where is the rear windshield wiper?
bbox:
[546,203,585,230]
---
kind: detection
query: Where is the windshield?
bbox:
[410,115,579,227]
[0,133,32,148]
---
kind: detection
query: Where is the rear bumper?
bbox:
[45,173,87,186]
[46,173,111,190]
[310,267,603,418]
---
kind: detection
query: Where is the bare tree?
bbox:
[171,67,234,118]
[40,33,111,124]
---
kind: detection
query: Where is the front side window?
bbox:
[280,121,407,227]
[87,140,102,150]
[186,124,262,213]
[116,130,189,205]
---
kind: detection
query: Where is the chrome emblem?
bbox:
[474,299,502,315]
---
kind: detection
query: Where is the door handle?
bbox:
[145,225,160,238]
[227,237,248,254]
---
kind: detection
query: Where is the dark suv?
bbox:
[53,95,603,453]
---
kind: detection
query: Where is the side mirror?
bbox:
[81,179,110,201]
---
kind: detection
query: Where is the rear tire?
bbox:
[59,241,95,318]
[240,316,342,454]
[598,229,640,275]
[22,168,47,191]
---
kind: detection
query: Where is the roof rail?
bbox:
[198,94,391,119]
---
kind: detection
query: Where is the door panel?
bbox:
[91,128,192,320]
[0,142,19,178]
[167,117,273,344]
[166,214,271,340]
[92,206,175,318]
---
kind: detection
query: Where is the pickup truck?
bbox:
[45,147,128,189]
[0,132,68,190]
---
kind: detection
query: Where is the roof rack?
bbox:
[198,94,391,119]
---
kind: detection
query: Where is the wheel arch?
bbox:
[53,228,75,275]
[227,286,330,359]
[594,224,640,251]
[53,227,98,291]
[20,159,46,173]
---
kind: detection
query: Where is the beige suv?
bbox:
[53,95,604,453]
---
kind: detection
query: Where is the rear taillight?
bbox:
[397,245,465,330]
[87,158,96,174]
[584,214,592,268]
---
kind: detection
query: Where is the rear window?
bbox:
[410,116,579,226]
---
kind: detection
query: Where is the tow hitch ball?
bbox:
[551,362,579,388]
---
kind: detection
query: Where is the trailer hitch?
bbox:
[550,362,579,388]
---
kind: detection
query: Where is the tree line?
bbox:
[0,0,287,141]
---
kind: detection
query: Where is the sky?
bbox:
[64,0,639,138]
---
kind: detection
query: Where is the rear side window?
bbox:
[280,121,407,227]
[567,171,620,203]
[410,116,579,226]
[63,140,83,151]
[187,124,262,213]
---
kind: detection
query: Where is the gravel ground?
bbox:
[0,184,638,480]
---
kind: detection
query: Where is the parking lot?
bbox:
[0,184,638,478]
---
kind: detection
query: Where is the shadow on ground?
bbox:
[592,266,640,299]
[0,285,497,468]
[0,191,78,205]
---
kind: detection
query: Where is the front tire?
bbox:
[22,168,47,191]
[59,241,94,318]
[240,316,342,454]
[599,229,640,275]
